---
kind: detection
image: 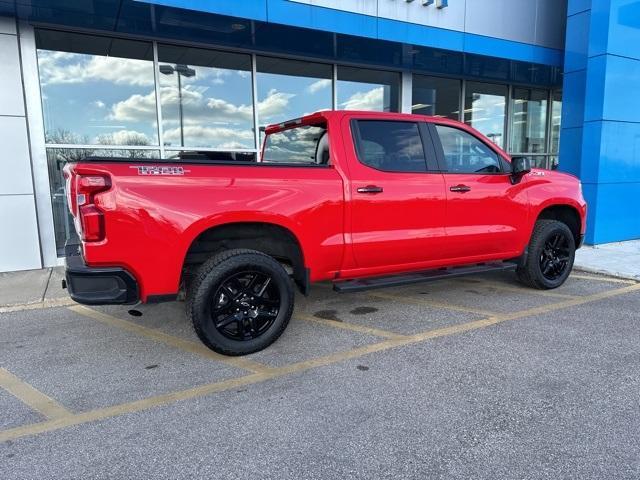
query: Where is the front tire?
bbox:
[517,220,576,289]
[186,249,294,356]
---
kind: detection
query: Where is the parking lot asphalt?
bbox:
[1,270,639,479]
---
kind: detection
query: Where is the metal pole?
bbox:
[177,72,184,147]
[152,42,165,158]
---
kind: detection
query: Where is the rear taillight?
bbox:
[75,174,111,242]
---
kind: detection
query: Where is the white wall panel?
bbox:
[289,0,566,50]
[377,0,465,32]
[0,33,25,116]
[465,0,537,46]
[0,116,33,195]
[0,195,41,271]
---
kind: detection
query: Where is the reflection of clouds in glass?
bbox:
[113,86,294,126]
[163,125,254,149]
[39,52,231,88]
[306,79,331,94]
[38,51,154,87]
[257,73,331,128]
[339,86,384,111]
[257,89,295,120]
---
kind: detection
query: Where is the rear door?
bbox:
[429,122,529,259]
[344,117,448,271]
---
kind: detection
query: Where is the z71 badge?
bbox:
[131,166,189,176]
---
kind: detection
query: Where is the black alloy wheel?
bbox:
[539,232,571,281]
[516,219,576,290]
[210,271,280,341]
[187,249,294,356]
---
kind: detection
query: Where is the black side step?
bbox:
[333,262,518,293]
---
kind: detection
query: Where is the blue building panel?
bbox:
[601,55,640,123]
[564,10,591,73]
[582,54,607,122]
[568,0,592,15]
[582,121,640,184]
[561,70,588,129]
[583,182,640,244]
[608,0,640,60]
[558,126,585,178]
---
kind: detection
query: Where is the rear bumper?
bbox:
[64,243,139,305]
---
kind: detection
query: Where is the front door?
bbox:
[345,117,448,272]
[430,123,529,260]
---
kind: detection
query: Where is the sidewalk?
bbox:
[0,266,71,311]
[574,240,640,281]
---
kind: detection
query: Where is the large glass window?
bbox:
[256,57,332,134]
[337,66,400,112]
[158,45,254,150]
[353,121,427,172]
[412,75,460,120]
[435,125,502,174]
[510,88,548,154]
[550,90,562,155]
[36,30,158,146]
[464,82,507,148]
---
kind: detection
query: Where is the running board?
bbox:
[333,262,518,293]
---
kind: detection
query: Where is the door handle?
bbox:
[357,185,384,194]
[450,184,471,193]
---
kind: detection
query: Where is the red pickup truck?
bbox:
[63,111,586,355]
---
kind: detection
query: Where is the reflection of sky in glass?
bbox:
[551,98,562,154]
[158,65,254,149]
[465,91,506,148]
[337,81,390,111]
[510,92,547,154]
[257,73,332,126]
[37,50,158,146]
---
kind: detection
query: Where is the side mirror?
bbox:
[510,156,531,184]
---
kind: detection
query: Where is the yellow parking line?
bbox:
[451,279,578,299]
[2,281,639,443]
[295,312,408,340]
[69,305,272,375]
[0,298,75,314]
[367,291,498,317]
[0,368,71,420]
[570,273,636,284]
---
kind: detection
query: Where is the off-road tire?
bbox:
[517,219,576,290]
[186,249,294,355]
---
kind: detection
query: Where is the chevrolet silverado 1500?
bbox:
[63,111,587,355]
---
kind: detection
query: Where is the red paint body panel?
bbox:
[65,111,587,302]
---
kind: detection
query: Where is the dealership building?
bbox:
[0,0,637,272]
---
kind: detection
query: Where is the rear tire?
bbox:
[186,249,294,356]
[517,219,575,290]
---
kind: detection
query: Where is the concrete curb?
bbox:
[574,266,640,282]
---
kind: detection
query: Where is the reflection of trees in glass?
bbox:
[46,128,153,159]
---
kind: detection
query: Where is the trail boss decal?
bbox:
[131,166,189,176]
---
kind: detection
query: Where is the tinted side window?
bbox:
[435,125,502,174]
[354,121,427,172]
